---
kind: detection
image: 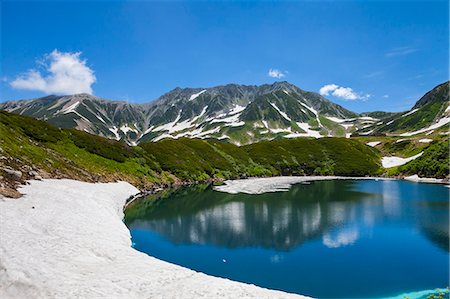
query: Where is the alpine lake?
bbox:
[124,179,449,299]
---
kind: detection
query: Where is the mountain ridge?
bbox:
[1,81,448,145]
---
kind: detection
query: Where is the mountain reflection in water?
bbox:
[125,180,448,252]
[125,179,449,298]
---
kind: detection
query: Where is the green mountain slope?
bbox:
[355,81,449,136]
[0,110,382,197]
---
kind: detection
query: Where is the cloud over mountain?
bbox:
[10,50,96,95]
[319,84,370,101]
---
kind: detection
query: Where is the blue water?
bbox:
[125,180,449,298]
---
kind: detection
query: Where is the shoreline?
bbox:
[123,175,450,210]
[0,179,308,299]
[1,177,447,298]
[125,174,448,205]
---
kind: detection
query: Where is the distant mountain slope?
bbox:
[1,82,378,145]
[3,81,447,145]
[0,93,148,145]
[0,110,382,197]
[354,81,449,136]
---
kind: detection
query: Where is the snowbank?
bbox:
[404,175,446,184]
[214,176,389,194]
[381,152,423,168]
[367,141,381,147]
[0,179,307,299]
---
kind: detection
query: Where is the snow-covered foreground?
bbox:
[214,176,391,194]
[0,179,307,299]
[381,152,423,168]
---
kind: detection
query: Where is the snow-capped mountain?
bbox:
[354,81,449,137]
[1,81,430,145]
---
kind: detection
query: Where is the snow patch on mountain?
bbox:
[296,122,322,138]
[400,117,450,136]
[300,101,322,127]
[61,101,80,114]
[381,152,423,168]
[401,109,419,118]
[108,126,120,140]
[120,124,138,134]
[189,90,206,101]
[270,102,292,121]
[367,141,381,147]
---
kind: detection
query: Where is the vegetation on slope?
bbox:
[0,110,386,196]
[395,140,449,178]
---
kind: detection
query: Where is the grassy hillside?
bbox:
[0,110,386,196]
[394,140,449,178]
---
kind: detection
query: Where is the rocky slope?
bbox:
[2,81,448,145]
[354,81,449,136]
[1,82,380,145]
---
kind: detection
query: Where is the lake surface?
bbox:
[124,179,449,298]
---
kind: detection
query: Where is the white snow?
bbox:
[446,105,450,113]
[386,120,394,125]
[0,179,307,299]
[395,139,408,143]
[366,141,381,147]
[358,130,374,136]
[142,125,155,136]
[399,117,450,136]
[226,121,245,127]
[269,128,291,134]
[120,124,138,134]
[153,111,183,133]
[425,130,434,136]
[295,122,322,138]
[300,101,322,127]
[153,109,207,135]
[262,120,269,128]
[217,134,230,140]
[401,108,419,118]
[325,116,346,123]
[108,126,121,140]
[381,152,423,168]
[229,104,246,115]
[59,100,91,123]
[94,113,106,124]
[418,139,433,143]
[358,116,378,121]
[48,98,68,110]
[270,102,291,121]
[61,101,80,114]
[211,113,240,123]
[152,133,175,142]
[188,89,206,101]
[214,176,391,194]
[404,175,446,184]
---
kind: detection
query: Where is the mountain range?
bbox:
[1,81,448,145]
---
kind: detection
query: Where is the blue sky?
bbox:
[1,0,448,112]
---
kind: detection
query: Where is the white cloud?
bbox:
[319,84,338,96]
[319,83,370,101]
[383,94,389,98]
[322,227,359,248]
[385,46,417,58]
[268,68,286,79]
[10,50,96,95]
